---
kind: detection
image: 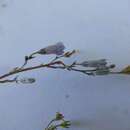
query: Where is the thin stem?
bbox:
[20,52,38,69]
[47,65,95,75]
[21,60,28,69]
[45,119,56,129]
[0,61,64,80]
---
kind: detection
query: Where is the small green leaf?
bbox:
[60,121,71,128]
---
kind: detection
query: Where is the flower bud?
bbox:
[78,59,107,68]
[37,42,65,55]
[55,112,64,120]
[20,78,36,84]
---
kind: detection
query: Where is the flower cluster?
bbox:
[76,59,116,75]
[0,41,128,84]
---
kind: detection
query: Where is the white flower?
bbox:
[37,42,65,55]
[78,59,107,68]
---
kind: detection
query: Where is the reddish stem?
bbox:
[0,61,64,80]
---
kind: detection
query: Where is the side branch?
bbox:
[0,61,64,80]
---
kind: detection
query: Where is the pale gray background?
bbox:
[0,0,130,130]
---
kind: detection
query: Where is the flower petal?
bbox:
[37,42,65,55]
[79,59,107,68]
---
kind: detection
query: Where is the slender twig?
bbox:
[0,76,18,83]
[45,119,56,130]
[47,65,95,75]
[20,52,38,68]
[0,61,64,80]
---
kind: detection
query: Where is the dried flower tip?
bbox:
[78,59,107,68]
[20,78,36,84]
[64,50,76,57]
[25,55,35,61]
[60,121,71,128]
[55,112,64,120]
[37,42,65,55]
[109,64,116,69]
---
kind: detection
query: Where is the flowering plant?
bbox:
[0,42,129,84]
[1,42,130,129]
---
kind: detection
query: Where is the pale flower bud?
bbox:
[20,78,36,84]
[37,42,65,55]
[55,112,64,120]
[78,59,107,68]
